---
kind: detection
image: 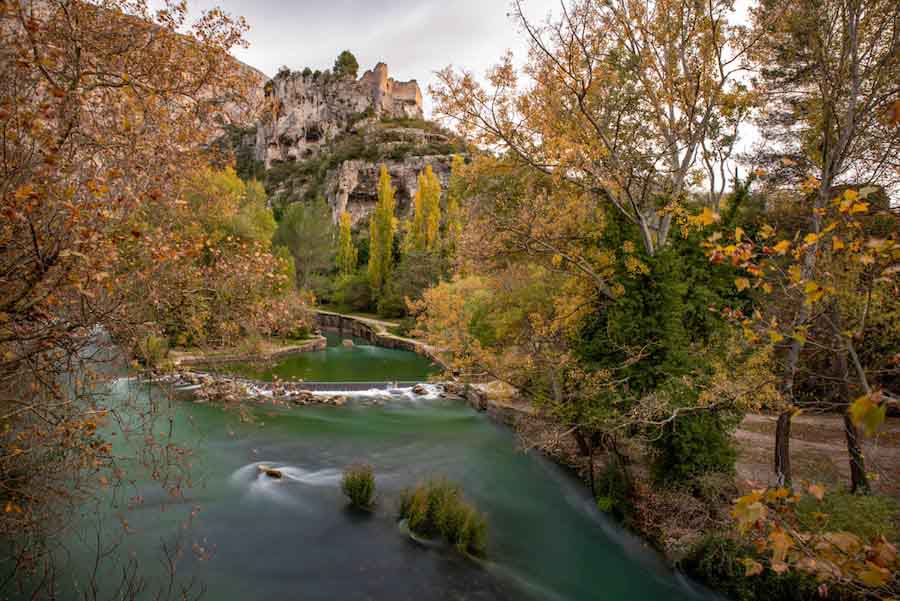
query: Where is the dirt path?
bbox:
[735,413,900,498]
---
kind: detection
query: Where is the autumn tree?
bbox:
[410,165,442,253]
[0,0,263,596]
[337,210,358,275]
[432,0,756,262]
[747,0,900,486]
[127,167,300,348]
[444,155,466,256]
[368,165,397,294]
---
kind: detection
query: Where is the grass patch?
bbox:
[341,464,375,510]
[796,490,898,541]
[398,478,487,556]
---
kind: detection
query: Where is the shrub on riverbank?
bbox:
[341,464,375,509]
[137,334,169,368]
[680,534,855,601]
[398,478,487,556]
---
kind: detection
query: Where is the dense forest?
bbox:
[1,0,898,600]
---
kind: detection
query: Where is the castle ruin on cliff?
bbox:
[255,62,424,167]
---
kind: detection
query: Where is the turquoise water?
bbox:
[213,332,440,382]
[27,337,721,601]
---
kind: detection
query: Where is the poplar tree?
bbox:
[423,165,441,251]
[367,165,396,293]
[410,173,427,252]
[336,211,357,275]
[445,155,465,254]
[410,165,442,252]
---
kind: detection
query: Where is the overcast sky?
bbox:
[184,0,560,116]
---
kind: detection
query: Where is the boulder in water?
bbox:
[342,339,354,348]
[258,465,283,479]
[412,384,428,396]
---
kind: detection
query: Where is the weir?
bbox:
[291,381,425,392]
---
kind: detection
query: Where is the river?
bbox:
[47,334,719,601]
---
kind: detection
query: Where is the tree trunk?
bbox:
[571,429,597,498]
[832,305,870,494]
[587,445,596,499]
[572,429,590,456]
[843,412,869,494]
[774,410,792,487]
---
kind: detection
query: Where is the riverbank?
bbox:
[458,384,900,585]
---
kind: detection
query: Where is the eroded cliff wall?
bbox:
[255,62,424,167]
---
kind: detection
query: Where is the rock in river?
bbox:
[258,465,283,479]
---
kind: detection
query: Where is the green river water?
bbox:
[216,332,441,382]
[47,335,720,601]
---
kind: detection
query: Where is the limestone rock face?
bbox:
[256,62,423,167]
[325,155,453,226]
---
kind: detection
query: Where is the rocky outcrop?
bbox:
[256,62,423,167]
[326,155,454,225]
[248,60,464,224]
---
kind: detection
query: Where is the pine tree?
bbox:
[367,165,396,293]
[336,211,357,275]
[333,50,359,79]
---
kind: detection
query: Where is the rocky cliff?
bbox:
[256,63,424,167]
[246,61,464,226]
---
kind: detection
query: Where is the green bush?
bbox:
[341,464,375,509]
[333,272,373,312]
[651,405,738,484]
[398,478,488,557]
[680,534,850,601]
[137,334,168,368]
[594,461,635,523]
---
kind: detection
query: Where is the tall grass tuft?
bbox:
[398,478,488,556]
[341,464,375,510]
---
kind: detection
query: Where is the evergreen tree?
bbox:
[333,50,359,79]
[274,197,335,291]
[367,165,396,293]
[337,211,357,275]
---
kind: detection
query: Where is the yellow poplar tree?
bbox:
[336,211,357,275]
[367,165,396,292]
[410,174,427,251]
[445,155,465,254]
[410,165,442,252]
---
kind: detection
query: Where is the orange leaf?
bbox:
[808,483,825,501]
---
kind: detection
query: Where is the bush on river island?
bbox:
[341,464,375,509]
[398,478,487,556]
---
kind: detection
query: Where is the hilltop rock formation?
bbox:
[243,61,464,225]
[256,63,424,167]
